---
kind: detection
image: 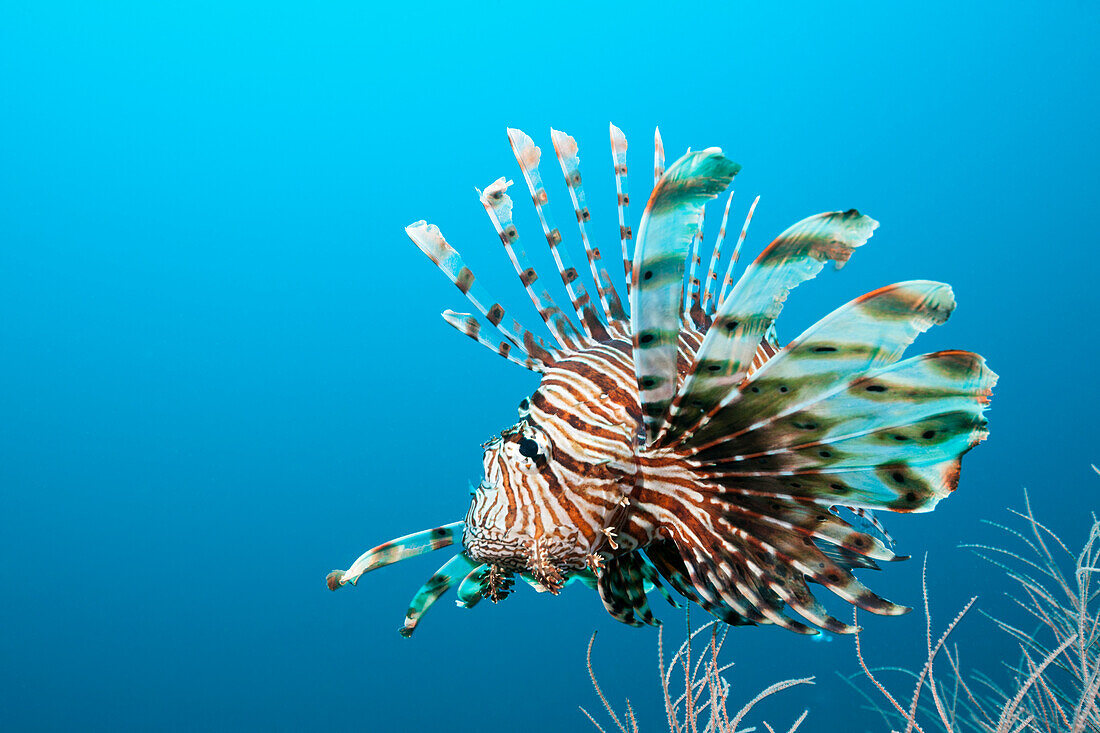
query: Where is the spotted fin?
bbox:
[455,563,488,609]
[399,552,479,637]
[596,552,660,627]
[704,351,996,511]
[712,458,972,515]
[726,515,908,619]
[696,351,996,472]
[630,148,740,444]
[760,557,861,634]
[326,521,464,590]
[681,280,957,448]
[661,210,877,445]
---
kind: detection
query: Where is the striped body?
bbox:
[465,331,779,576]
[466,334,702,573]
[327,125,996,637]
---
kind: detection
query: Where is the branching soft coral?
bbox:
[582,613,812,733]
[849,488,1099,733]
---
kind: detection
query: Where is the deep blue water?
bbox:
[2,2,1098,731]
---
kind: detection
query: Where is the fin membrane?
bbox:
[683,279,958,450]
[596,552,660,627]
[399,552,479,637]
[631,148,740,444]
[327,521,464,589]
[663,210,878,444]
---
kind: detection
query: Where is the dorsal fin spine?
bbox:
[653,126,665,185]
[506,128,605,342]
[404,221,534,358]
[631,148,740,444]
[477,178,584,351]
[701,190,735,315]
[609,123,633,305]
[550,129,623,326]
[685,206,706,328]
[440,310,546,373]
[717,194,760,309]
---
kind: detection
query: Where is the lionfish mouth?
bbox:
[463,527,585,593]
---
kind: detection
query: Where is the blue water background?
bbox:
[2,2,1098,730]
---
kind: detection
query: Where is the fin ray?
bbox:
[701,190,735,315]
[478,178,587,350]
[717,195,760,308]
[550,128,625,325]
[455,563,488,609]
[507,128,607,341]
[597,553,660,627]
[653,126,665,184]
[610,123,633,304]
[405,223,539,358]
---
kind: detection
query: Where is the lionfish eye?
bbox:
[518,437,540,458]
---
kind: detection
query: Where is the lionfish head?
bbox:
[464,412,585,592]
[464,356,639,591]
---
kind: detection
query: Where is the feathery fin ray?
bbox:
[478,178,585,351]
[405,223,538,358]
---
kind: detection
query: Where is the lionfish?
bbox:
[327,126,996,637]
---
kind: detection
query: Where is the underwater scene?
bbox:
[2,1,1098,731]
